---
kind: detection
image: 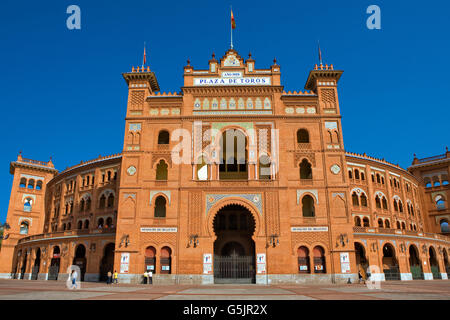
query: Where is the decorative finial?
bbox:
[19,150,22,155]
[187,59,190,66]
[248,52,252,58]
[446,146,448,152]
[212,52,215,58]
[413,153,417,158]
[273,57,277,65]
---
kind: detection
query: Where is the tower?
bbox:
[0,153,57,278]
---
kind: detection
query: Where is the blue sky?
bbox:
[0,0,449,222]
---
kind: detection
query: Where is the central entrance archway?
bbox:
[213,204,256,284]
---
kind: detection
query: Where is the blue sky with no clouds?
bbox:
[0,0,449,222]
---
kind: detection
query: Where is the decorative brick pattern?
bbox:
[129,90,145,110]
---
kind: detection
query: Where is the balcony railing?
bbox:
[352,227,450,242]
[17,228,116,244]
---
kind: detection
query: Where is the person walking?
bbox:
[148,271,153,285]
[113,270,118,284]
[107,271,112,285]
[71,269,78,289]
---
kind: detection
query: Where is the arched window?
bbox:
[348,170,353,179]
[393,200,398,212]
[258,155,271,180]
[160,246,172,274]
[97,218,104,228]
[67,222,71,230]
[107,194,115,208]
[381,176,385,184]
[398,201,403,213]
[27,179,35,189]
[352,193,359,206]
[299,159,312,180]
[354,216,361,227]
[376,174,380,184]
[436,196,446,210]
[382,197,388,210]
[396,221,401,229]
[145,246,156,273]
[79,199,85,212]
[36,181,43,190]
[154,196,167,218]
[363,217,370,227]
[378,218,384,228]
[360,194,368,207]
[84,220,89,229]
[20,221,29,235]
[385,219,390,229]
[361,172,365,180]
[297,246,310,273]
[375,196,381,209]
[62,223,66,231]
[156,160,168,180]
[440,220,450,233]
[77,221,83,230]
[302,195,315,217]
[105,217,113,228]
[354,169,360,180]
[219,129,248,180]
[313,246,326,273]
[19,178,27,188]
[99,195,106,209]
[107,171,111,181]
[296,129,309,143]
[23,198,33,212]
[158,130,170,144]
[86,197,91,211]
[401,222,406,230]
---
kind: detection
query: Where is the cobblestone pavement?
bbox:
[0,279,449,300]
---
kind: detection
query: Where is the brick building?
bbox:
[0,49,449,284]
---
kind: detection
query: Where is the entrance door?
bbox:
[214,254,255,284]
[48,246,60,280]
[73,245,87,281]
[99,243,115,281]
[31,248,41,280]
[213,204,256,284]
[409,245,424,280]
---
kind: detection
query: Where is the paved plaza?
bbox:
[0,279,449,300]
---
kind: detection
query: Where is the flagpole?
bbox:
[142,42,146,68]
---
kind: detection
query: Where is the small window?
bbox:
[23,198,33,212]
[382,197,388,210]
[354,216,361,227]
[360,194,368,207]
[299,159,312,180]
[156,160,168,180]
[440,220,450,233]
[378,219,384,228]
[348,170,353,179]
[19,178,27,188]
[36,181,43,190]
[352,193,359,206]
[154,196,167,218]
[354,170,360,180]
[302,195,315,217]
[363,217,370,227]
[158,130,170,144]
[20,221,29,235]
[296,129,309,143]
[27,179,35,189]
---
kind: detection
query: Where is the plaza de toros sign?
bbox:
[193,76,271,86]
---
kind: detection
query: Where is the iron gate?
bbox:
[430,266,441,279]
[30,266,39,280]
[48,265,59,280]
[410,265,424,280]
[383,266,401,281]
[214,255,255,284]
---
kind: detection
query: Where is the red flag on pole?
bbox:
[143,45,147,66]
[231,10,236,29]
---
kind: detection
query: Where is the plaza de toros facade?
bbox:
[1,49,449,284]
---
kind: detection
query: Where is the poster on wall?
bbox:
[203,253,213,274]
[340,252,351,273]
[120,253,130,274]
[256,253,266,274]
